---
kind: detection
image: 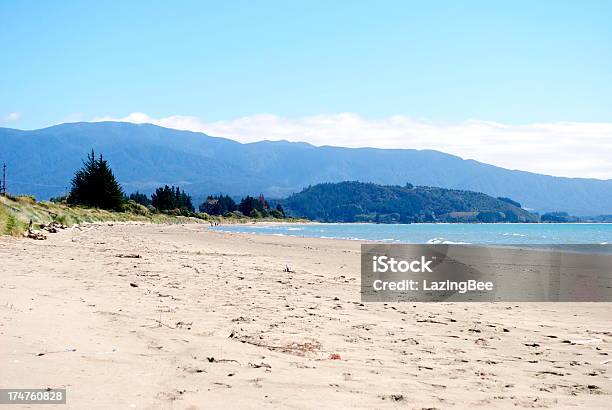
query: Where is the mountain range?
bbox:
[0,121,610,216]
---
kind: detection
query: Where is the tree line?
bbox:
[197,194,285,218]
[128,191,285,218]
[64,150,287,219]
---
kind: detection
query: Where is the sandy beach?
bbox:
[1,223,611,408]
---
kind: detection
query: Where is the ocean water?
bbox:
[210,223,612,245]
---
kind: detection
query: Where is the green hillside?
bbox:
[283,181,538,223]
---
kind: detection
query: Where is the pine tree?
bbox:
[129,191,151,206]
[68,150,124,210]
[151,185,194,212]
[151,185,174,210]
[199,194,237,215]
[276,203,285,216]
[219,195,237,214]
[178,188,194,212]
[238,195,258,215]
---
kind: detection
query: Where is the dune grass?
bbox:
[0,195,306,237]
[0,195,203,236]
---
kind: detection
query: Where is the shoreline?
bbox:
[208,222,612,246]
[219,220,612,226]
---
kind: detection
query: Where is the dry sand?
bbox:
[1,223,611,409]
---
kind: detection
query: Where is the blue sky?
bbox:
[2,0,611,128]
[2,1,612,178]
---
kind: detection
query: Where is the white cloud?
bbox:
[92,112,612,179]
[2,112,22,123]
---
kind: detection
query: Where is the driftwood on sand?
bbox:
[25,219,68,240]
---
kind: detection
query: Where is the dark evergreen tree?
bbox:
[151,185,194,212]
[129,191,151,206]
[199,194,237,215]
[238,195,261,216]
[177,188,194,211]
[219,195,237,214]
[269,203,286,219]
[275,203,285,217]
[151,185,174,210]
[68,150,124,210]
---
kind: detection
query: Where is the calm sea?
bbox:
[210,223,612,245]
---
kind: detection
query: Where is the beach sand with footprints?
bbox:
[1,223,611,408]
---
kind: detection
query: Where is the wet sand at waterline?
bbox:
[1,223,610,408]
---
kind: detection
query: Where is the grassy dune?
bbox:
[0,195,203,236]
[0,195,305,237]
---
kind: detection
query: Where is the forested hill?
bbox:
[283,181,538,223]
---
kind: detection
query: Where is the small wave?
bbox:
[320,235,368,241]
[427,237,470,244]
[503,233,526,237]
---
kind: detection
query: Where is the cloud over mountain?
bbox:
[93,112,612,179]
